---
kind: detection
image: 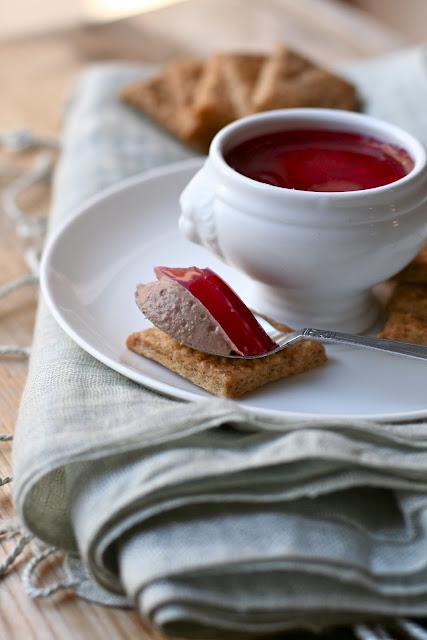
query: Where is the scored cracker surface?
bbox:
[119,46,360,152]
[222,54,267,116]
[184,53,235,147]
[120,57,206,149]
[127,327,326,398]
[252,44,359,112]
[191,52,266,132]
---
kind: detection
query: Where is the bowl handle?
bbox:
[179,160,225,261]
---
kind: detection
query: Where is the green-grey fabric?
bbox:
[12,49,427,637]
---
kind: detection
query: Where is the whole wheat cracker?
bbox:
[223,54,267,116]
[379,311,427,344]
[379,282,427,344]
[387,283,427,320]
[120,57,207,150]
[190,52,266,137]
[120,46,359,152]
[127,327,326,399]
[396,246,427,283]
[252,44,359,112]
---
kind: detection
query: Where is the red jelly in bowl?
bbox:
[225,129,414,192]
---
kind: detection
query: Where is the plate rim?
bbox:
[40,158,427,423]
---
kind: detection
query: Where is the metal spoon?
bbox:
[201,314,427,361]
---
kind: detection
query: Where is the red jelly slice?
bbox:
[155,266,277,356]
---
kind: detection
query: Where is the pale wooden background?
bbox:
[0,0,417,638]
[353,0,427,42]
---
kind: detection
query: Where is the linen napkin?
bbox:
[12,48,427,638]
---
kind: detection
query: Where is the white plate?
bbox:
[41,158,427,422]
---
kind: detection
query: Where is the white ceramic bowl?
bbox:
[179,109,427,332]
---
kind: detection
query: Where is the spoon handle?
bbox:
[301,328,427,361]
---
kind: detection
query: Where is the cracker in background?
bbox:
[387,283,427,320]
[127,327,326,399]
[252,44,359,112]
[120,46,359,152]
[221,53,267,116]
[396,246,427,283]
[379,311,427,345]
[380,283,427,344]
[381,247,427,342]
[190,53,266,134]
[120,57,207,150]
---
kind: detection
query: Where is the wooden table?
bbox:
[0,1,412,638]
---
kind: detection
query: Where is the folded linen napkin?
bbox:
[12,48,427,638]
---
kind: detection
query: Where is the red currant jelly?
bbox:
[225,129,413,192]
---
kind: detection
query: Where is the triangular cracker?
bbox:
[120,57,206,149]
[222,53,267,116]
[252,44,359,112]
[190,53,266,135]
[120,46,359,153]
